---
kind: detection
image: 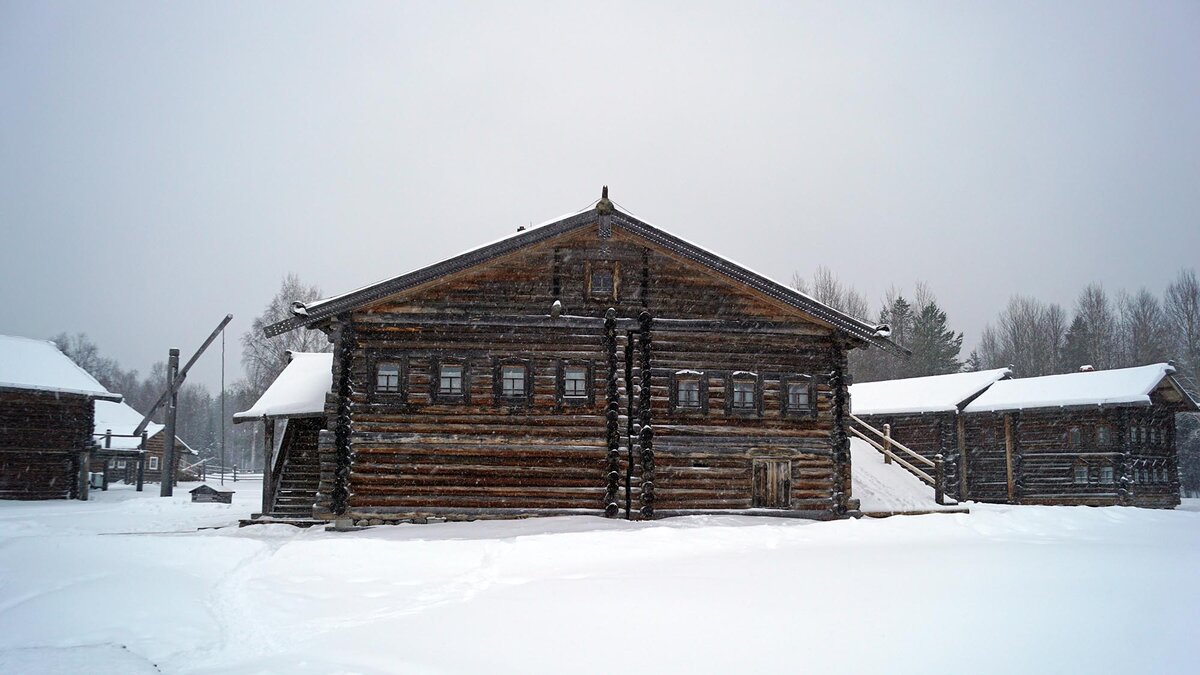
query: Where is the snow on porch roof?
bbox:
[234,352,333,422]
[850,368,1012,416]
[963,363,1194,413]
[0,334,121,401]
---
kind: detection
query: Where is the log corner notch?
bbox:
[829,341,851,516]
[603,308,620,517]
[331,319,356,519]
[637,310,654,519]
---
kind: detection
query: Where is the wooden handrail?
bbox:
[849,413,936,468]
[848,426,934,485]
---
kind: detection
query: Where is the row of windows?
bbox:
[1072,464,1173,485]
[372,358,819,416]
[1066,423,1167,448]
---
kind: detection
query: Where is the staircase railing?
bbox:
[849,413,948,505]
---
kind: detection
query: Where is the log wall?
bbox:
[307,224,855,522]
[0,389,92,500]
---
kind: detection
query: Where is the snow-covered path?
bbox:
[1,484,1199,674]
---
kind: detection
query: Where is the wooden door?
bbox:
[752,459,792,508]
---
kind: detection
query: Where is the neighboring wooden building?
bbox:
[960,363,1197,508]
[234,351,331,520]
[850,368,1012,498]
[262,191,902,524]
[91,399,200,485]
[0,335,122,500]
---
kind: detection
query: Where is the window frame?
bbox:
[584,261,620,302]
[1072,462,1089,485]
[727,372,763,417]
[367,352,407,403]
[1099,465,1114,485]
[431,357,470,404]
[493,358,532,406]
[556,360,594,406]
[148,455,160,471]
[781,375,816,418]
[669,370,709,415]
[1096,425,1112,447]
[1068,427,1082,447]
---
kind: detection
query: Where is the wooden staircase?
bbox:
[267,443,320,519]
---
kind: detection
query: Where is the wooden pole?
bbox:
[101,429,112,491]
[161,348,180,497]
[78,449,90,501]
[957,415,968,500]
[934,454,945,505]
[1004,414,1015,503]
[262,418,276,516]
[136,430,146,491]
[883,423,893,464]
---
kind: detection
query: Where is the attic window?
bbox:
[1069,427,1082,446]
[1097,426,1111,447]
[586,262,618,301]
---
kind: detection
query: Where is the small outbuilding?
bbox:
[233,351,331,519]
[189,484,234,504]
[91,399,200,487]
[0,335,122,500]
[961,363,1197,508]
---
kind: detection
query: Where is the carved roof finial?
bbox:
[596,185,613,214]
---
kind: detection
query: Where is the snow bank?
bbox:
[850,368,1011,416]
[1,482,1198,674]
[0,334,116,399]
[850,438,960,512]
[234,352,332,421]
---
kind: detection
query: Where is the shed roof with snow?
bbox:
[962,363,1199,413]
[93,400,164,450]
[0,335,121,401]
[850,368,1012,416]
[233,351,333,422]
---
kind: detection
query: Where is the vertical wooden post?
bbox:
[136,430,147,492]
[161,348,180,497]
[101,429,111,491]
[1004,414,1015,503]
[957,415,968,500]
[883,423,893,464]
[78,449,90,501]
[934,454,945,505]
[262,418,276,517]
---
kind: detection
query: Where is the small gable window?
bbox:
[585,262,619,301]
[1069,427,1082,446]
[1097,426,1111,447]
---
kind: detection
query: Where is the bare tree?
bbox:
[977,296,1065,376]
[792,266,871,321]
[1073,283,1118,370]
[1117,288,1171,367]
[241,274,330,398]
[1165,268,1200,388]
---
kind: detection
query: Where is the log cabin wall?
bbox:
[138,434,198,484]
[0,389,93,500]
[962,403,1181,508]
[309,223,855,523]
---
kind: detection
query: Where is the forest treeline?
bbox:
[793,266,1200,495]
[55,268,1200,494]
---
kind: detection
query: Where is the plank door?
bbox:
[752,459,792,508]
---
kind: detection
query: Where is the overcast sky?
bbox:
[2,1,1198,391]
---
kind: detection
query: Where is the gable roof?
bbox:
[233,351,333,422]
[263,202,905,355]
[963,363,1200,413]
[0,335,121,401]
[850,368,1012,416]
[94,400,165,450]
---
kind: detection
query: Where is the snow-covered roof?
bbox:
[94,400,164,450]
[92,400,197,454]
[850,368,1012,416]
[233,352,333,421]
[963,363,1193,413]
[0,334,120,400]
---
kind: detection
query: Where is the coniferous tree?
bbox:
[907,301,963,376]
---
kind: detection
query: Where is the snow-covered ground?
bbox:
[1,481,1198,674]
[850,437,964,512]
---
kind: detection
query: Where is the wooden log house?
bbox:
[0,335,122,500]
[960,363,1196,508]
[849,368,1012,499]
[234,351,331,520]
[852,364,1196,508]
[90,399,200,488]
[261,190,903,525]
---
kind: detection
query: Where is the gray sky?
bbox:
[2,1,1198,391]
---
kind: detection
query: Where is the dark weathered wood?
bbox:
[0,389,95,500]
